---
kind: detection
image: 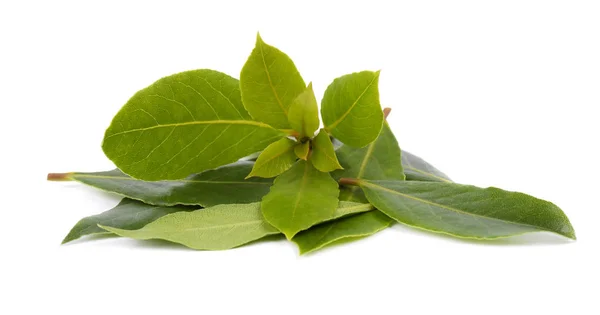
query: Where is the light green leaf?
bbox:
[294,141,310,160]
[261,160,340,239]
[334,122,405,202]
[401,150,452,182]
[48,161,272,207]
[62,199,195,244]
[101,69,285,181]
[293,211,393,255]
[287,83,319,138]
[359,180,576,240]
[240,33,306,128]
[247,138,297,178]
[99,203,280,250]
[311,129,343,172]
[321,71,383,147]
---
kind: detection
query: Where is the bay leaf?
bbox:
[99,203,279,250]
[334,122,405,202]
[48,161,272,207]
[102,69,285,181]
[401,150,452,182]
[261,160,340,239]
[321,71,383,147]
[287,83,319,138]
[310,129,343,172]
[62,199,195,244]
[359,180,576,240]
[293,211,393,255]
[294,141,310,160]
[240,33,306,129]
[247,138,297,178]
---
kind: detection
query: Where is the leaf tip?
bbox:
[256,32,264,44]
[383,107,391,119]
[47,172,73,181]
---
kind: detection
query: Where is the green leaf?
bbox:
[48,161,272,207]
[359,180,576,240]
[247,138,297,178]
[294,141,310,160]
[261,160,340,239]
[401,150,452,182]
[287,83,319,138]
[293,211,393,255]
[102,69,285,181]
[240,33,306,128]
[99,203,279,250]
[334,122,405,202]
[321,71,383,147]
[310,129,343,172]
[62,199,195,244]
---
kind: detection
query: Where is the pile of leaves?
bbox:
[49,34,575,254]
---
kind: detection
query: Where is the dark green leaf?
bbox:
[261,160,340,239]
[102,69,284,181]
[293,211,393,255]
[401,150,452,182]
[310,130,343,172]
[287,83,319,138]
[321,71,383,147]
[359,180,576,240]
[49,161,272,207]
[62,199,195,244]
[247,138,297,178]
[240,33,306,129]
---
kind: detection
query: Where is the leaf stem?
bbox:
[383,107,391,119]
[280,129,300,138]
[47,172,74,181]
[338,177,360,186]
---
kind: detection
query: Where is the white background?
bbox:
[2,1,599,314]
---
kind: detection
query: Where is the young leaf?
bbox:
[401,150,452,182]
[261,160,340,239]
[102,69,285,181]
[240,33,306,129]
[358,180,576,240]
[247,138,297,178]
[287,83,319,138]
[334,122,405,202]
[294,141,310,160]
[311,129,343,172]
[48,161,272,207]
[99,203,279,250]
[321,71,383,147]
[62,199,195,244]
[293,211,393,255]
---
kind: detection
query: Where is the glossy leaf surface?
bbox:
[247,138,297,178]
[310,130,343,172]
[293,211,393,255]
[321,71,383,147]
[401,150,452,182]
[287,83,319,138]
[261,160,340,239]
[240,34,306,128]
[51,161,272,207]
[360,180,576,240]
[62,199,195,244]
[102,69,284,181]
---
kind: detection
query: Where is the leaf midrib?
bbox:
[403,165,452,183]
[73,174,271,185]
[258,39,287,116]
[361,181,549,231]
[326,73,379,130]
[105,120,279,138]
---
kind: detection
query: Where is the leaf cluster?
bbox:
[49,34,575,254]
